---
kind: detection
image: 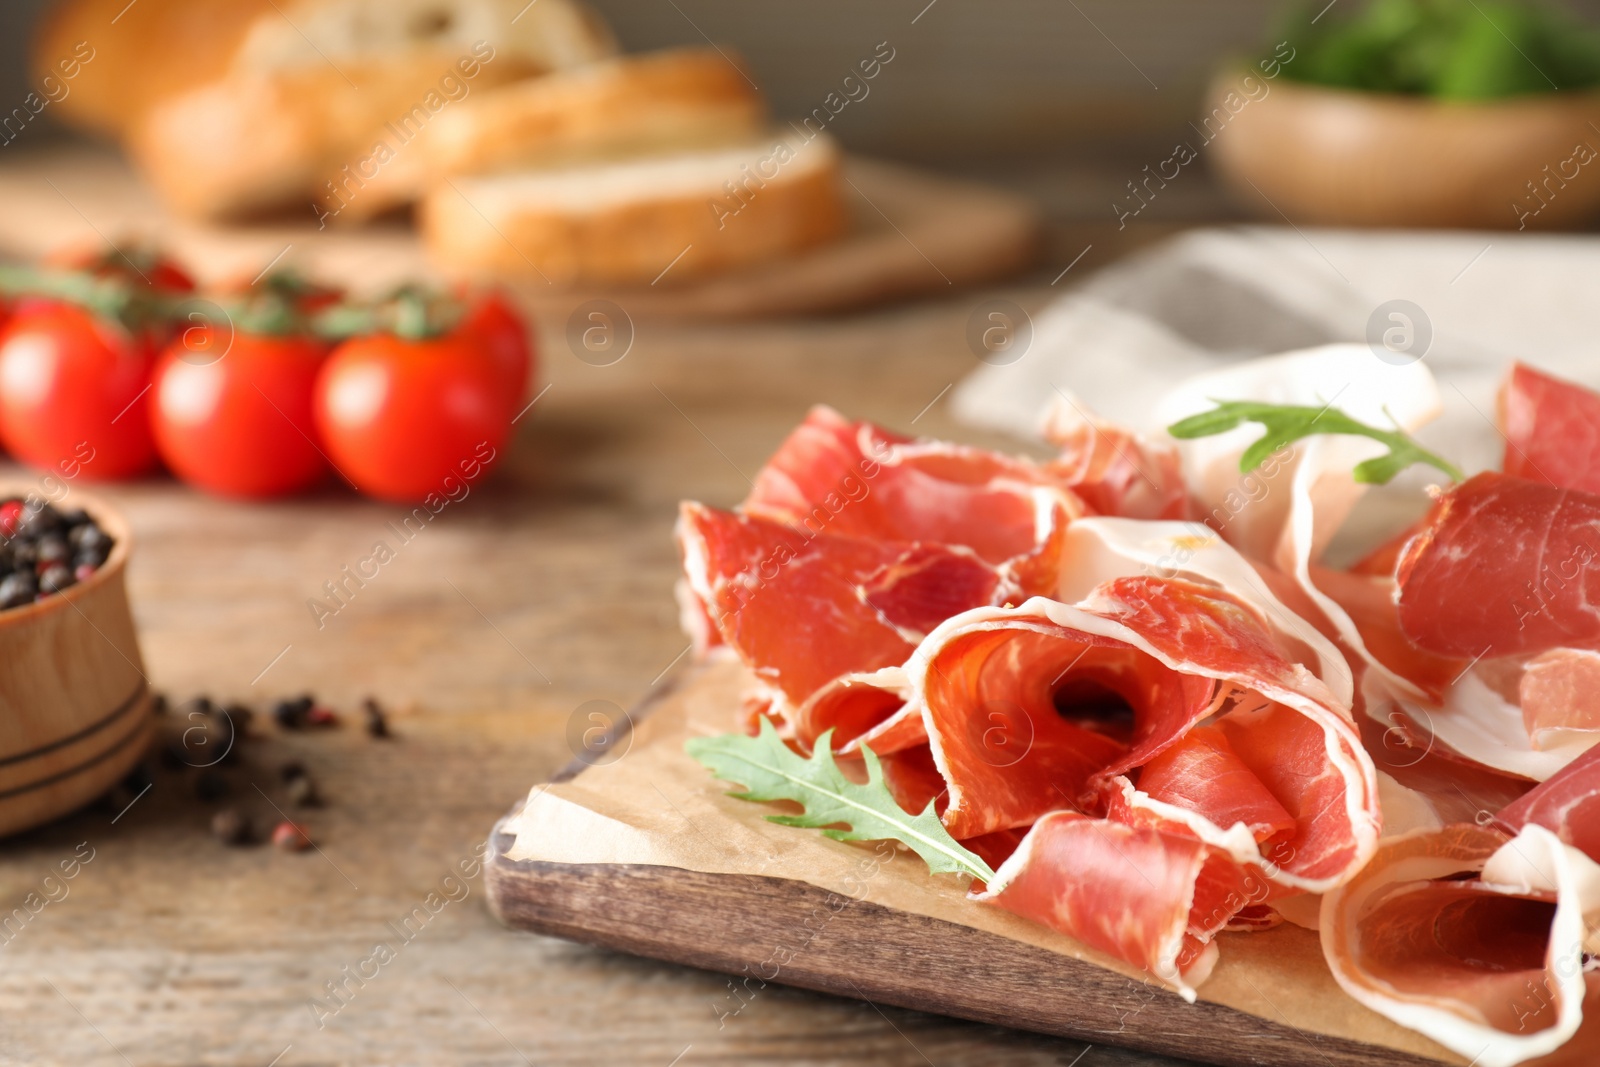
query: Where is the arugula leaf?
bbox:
[686,719,996,884]
[1279,0,1600,99]
[1166,400,1465,485]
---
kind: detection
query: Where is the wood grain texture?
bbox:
[0,486,152,836]
[486,856,1447,1067]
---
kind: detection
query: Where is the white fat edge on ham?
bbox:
[1096,774,1268,864]
[871,412,1091,541]
[1322,824,1600,1067]
[1375,768,1447,838]
[675,505,737,662]
[1035,388,1184,517]
[792,666,911,749]
[903,595,1379,896]
[1382,669,1592,782]
[1152,344,1445,700]
[971,809,1220,1001]
[1217,733,1450,936]
[1059,516,1355,709]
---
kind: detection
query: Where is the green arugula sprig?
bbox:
[1167,400,1465,485]
[687,720,996,884]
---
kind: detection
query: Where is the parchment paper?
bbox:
[502,658,1463,1065]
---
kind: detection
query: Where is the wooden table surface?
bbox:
[0,163,1215,1065]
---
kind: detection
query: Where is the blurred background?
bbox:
[6,0,1595,240]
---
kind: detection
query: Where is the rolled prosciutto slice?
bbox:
[676,502,1011,747]
[908,576,1376,998]
[741,405,1083,594]
[975,811,1225,994]
[1321,823,1600,1067]
[1501,362,1600,495]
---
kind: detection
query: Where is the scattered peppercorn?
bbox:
[286,774,319,808]
[160,739,190,770]
[0,571,37,610]
[0,499,114,609]
[273,695,313,730]
[305,704,337,727]
[271,820,312,851]
[38,564,73,595]
[215,704,252,743]
[151,692,169,716]
[278,760,307,782]
[194,771,230,802]
[362,697,390,739]
[211,808,252,846]
[122,762,155,794]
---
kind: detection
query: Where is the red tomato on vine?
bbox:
[153,327,330,498]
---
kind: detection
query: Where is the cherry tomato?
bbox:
[460,290,534,402]
[47,244,195,294]
[0,302,158,479]
[313,330,511,503]
[152,327,329,499]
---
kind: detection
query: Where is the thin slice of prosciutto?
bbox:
[1395,472,1600,661]
[741,405,1083,594]
[1501,362,1600,495]
[904,574,1377,998]
[1321,823,1600,1067]
[1038,391,1190,521]
[1496,742,1600,862]
[677,502,1010,746]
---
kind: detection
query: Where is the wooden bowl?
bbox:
[0,488,152,836]
[1206,71,1600,230]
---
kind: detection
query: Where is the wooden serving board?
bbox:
[484,660,1460,1067]
[0,143,1038,319]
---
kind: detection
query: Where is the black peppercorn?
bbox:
[194,771,230,802]
[17,502,62,538]
[273,695,313,730]
[362,698,390,739]
[0,499,114,613]
[38,564,74,595]
[0,572,36,609]
[286,774,319,808]
[211,808,252,846]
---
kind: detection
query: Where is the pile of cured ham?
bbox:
[675,346,1600,1067]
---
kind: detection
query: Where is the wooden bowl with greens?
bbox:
[1209,0,1600,230]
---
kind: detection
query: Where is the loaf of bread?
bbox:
[88,0,617,218]
[330,47,767,222]
[419,130,848,286]
[36,0,854,285]
[32,0,276,136]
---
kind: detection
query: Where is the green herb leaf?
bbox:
[686,719,996,884]
[1166,399,1466,485]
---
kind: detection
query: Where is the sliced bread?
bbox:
[329,47,767,221]
[117,0,616,219]
[419,130,847,286]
